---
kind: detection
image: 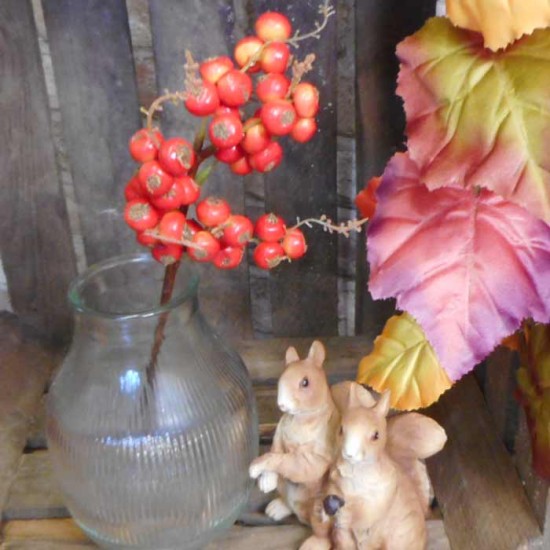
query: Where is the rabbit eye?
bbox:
[300,377,309,388]
[372,431,379,441]
[339,426,343,436]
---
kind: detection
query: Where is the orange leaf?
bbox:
[355,176,381,219]
[447,0,550,51]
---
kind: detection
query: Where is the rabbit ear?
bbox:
[374,390,391,418]
[285,346,300,365]
[347,383,362,408]
[307,340,326,368]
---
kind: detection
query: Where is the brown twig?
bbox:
[287,1,335,48]
[291,215,369,237]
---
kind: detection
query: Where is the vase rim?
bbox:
[68,253,200,320]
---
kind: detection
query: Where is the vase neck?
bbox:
[73,294,200,342]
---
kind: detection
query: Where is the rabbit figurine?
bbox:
[249,341,340,524]
[301,383,446,550]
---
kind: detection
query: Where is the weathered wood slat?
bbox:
[480,346,519,452]
[0,314,59,515]
[1,517,449,549]
[426,375,542,550]
[514,408,550,545]
[41,0,142,265]
[0,0,77,344]
[354,0,436,336]
[240,334,374,383]
[148,0,253,343]
[250,0,339,338]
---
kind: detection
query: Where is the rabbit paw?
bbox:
[265,498,293,521]
[258,471,278,493]
[249,458,267,479]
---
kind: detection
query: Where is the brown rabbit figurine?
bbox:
[301,384,445,550]
[249,341,340,524]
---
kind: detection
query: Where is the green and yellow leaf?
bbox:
[357,312,453,411]
[397,18,550,223]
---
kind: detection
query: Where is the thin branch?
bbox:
[290,215,369,237]
[287,1,335,48]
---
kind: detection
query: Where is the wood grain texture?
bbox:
[0,314,59,515]
[480,347,520,452]
[514,407,550,543]
[0,517,450,549]
[148,0,253,343]
[41,0,142,265]
[0,0,77,343]
[238,334,375,383]
[426,375,542,550]
[250,0,339,338]
[354,0,436,336]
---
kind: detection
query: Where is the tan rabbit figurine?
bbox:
[249,341,340,524]
[301,383,446,550]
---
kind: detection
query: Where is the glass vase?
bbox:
[46,253,258,549]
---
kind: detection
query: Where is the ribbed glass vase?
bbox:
[46,253,258,549]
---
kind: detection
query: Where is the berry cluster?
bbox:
[190,11,320,175]
[123,7,333,269]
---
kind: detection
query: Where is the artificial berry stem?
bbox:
[287,0,335,47]
[146,91,187,132]
[291,215,369,237]
[146,261,179,388]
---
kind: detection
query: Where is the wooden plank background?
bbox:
[0,0,77,345]
[0,0,414,343]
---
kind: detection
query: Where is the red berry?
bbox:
[124,175,144,201]
[152,243,183,265]
[253,241,285,270]
[255,12,292,42]
[138,160,174,197]
[217,70,253,107]
[249,141,283,173]
[199,56,234,84]
[254,213,286,242]
[260,100,296,136]
[222,215,254,247]
[282,228,307,259]
[158,211,187,241]
[234,36,264,73]
[291,117,317,143]
[292,82,320,118]
[129,128,163,163]
[151,178,184,211]
[184,80,220,117]
[124,199,160,231]
[158,137,195,176]
[208,114,244,149]
[178,175,201,205]
[213,246,245,270]
[260,41,290,73]
[215,144,245,164]
[183,218,203,240]
[196,196,231,227]
[188,231,221,262]
[256,73,290,103]
[230,155,253,176]
[242,119,271,155]
[215,105,241,118]
[136,231,158,248]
